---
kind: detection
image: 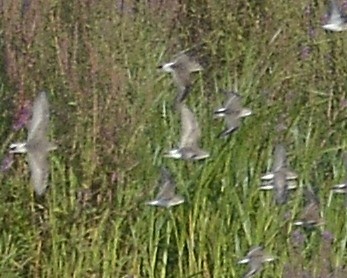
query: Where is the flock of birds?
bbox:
[148,54,344,277]
[7,0,347,277]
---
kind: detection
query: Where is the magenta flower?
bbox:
[12,101,31,131]
[0,154,14,172]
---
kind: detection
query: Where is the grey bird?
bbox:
[238,246,275,278]
[332,183,347,193]
[9,91,56,195]
[322,0,347,32]
[146,167,184,208]
[159,53,202,103]
[260,144,298,204]
[331,153,347,205]
[214,91,252,137]
[294,189,323,227]
[164,104,209,160]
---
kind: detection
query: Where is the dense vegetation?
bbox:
[0,1,346,277]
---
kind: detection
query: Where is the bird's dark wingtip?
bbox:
[217,127,238,138]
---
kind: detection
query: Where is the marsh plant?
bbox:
[0,0,347,277]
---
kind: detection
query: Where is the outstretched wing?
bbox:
[27,151,49,195]
[328,0,343,25]
[273,170,288,205]
[28,91,50,141]
[172,54,202,98]
[224,92,242,113]
[157,167,176,200]
[273,144,287,172]
[225,114,241,132]
[179,104,201,148]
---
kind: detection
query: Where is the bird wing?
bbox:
[224,92,242,112]
[225,113,241,131]
[172,67,191,92]
[273,144,287,171]
[300,202,320,225]
[157,168,176,200]
[329,0,343,25]
[27,151,49,195]
[273,170,288,204]
[175,85,191,104]
[27,91,50,141]
[175,53,202,72]
[179,105,201,149]
[172,54,202,92]
[285,168,298,180]
[245,261,262,278]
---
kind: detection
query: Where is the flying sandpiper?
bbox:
[9,91,56,195]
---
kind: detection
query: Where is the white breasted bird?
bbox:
[260,144,298,204]
[214,91,252,137]
[9,91,56,195]
[159,53,202,103]
[164,104,209,161]
[238,246,275,278]
[146,167,184,208]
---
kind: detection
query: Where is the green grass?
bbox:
[0,0,347,277]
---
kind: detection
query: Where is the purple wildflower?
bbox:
[307,27,316,39]
[321,12,329,25]
[300,46,311,60]
[340,99,347,109]
[321,230,334,243]
[291,229,306,248]
[12,101,31,131]
[0,154,14,172]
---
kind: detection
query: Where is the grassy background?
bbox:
[0,0,346,277]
